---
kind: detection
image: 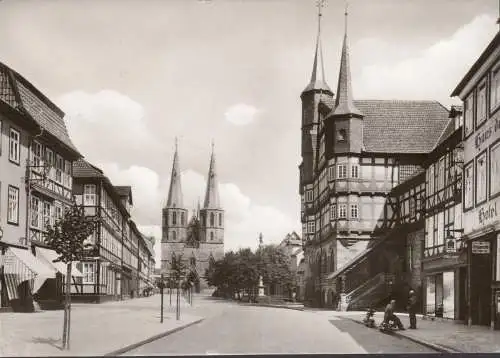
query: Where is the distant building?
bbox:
[161,143,224,292]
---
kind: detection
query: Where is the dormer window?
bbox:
[337,129,347,142]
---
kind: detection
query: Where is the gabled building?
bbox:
[72,159,130,302]
[299,9,451,307]
[451,30,500,329]
[0,62,83,312]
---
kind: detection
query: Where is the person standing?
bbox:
[383,299,405,330]
[407,290,418,329]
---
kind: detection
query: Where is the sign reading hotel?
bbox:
[464,196,500,235]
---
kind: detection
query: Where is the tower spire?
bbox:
[203,141,221,209]
[303,0,331,94]
[331,0,362,117]
[166,137,184,208]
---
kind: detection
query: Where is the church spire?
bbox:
[166,137,184,208]
[331,2,362,117]
[303,0,331,94]
[203,140,221,209]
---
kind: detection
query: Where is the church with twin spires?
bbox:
[161,142,225,292]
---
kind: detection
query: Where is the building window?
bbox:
[427,164,435,196]
[426,215,434,249]
[464,162,474,210]
[491,67,500,111]
[339,204,347,219]
[9,128,20,164]
[337,129,347,142]
[477,84,487,127]
[83,184,97,206]
[172,211,177,225]
[307,221,315,234]
[350,204,359,219]
[437,158,445,191]
[210,213,215,227]
[172,231,177,241]
[55,155,64,183]
[351,165,359,178]
[32,141,42,168]
[306,190,313,202]
[490,142,500,197]
[55,203,63,221]
[219,213,222,226]
[45,148,54,177]
[82,263,96,284]
[7,185,19,224]
[330,204,337,220]
[210,231,214,241]
[181,212,185,225]
[64,160,72,188]
[30,196,41,229]
[328,166,335,181]
[464,94,474,137]
[476,153,487,205]
[43,202,52,230]
[337,164,347,179]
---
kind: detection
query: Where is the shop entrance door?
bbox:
[470,239,492,326]
[459,267,467,321]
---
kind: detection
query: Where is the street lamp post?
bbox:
[157,274,166,323]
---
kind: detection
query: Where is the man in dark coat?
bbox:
[407,290,418,329]
[383,299,405,330]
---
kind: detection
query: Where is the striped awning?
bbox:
[35,247,84,278]
[1,247,56,299]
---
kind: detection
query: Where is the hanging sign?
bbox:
[472,241,491,254]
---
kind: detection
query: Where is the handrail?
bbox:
[346,272,386,302]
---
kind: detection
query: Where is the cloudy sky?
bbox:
[0,0,498,266]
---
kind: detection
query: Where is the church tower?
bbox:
[325,5,364,155]
[161,139,188,271]
[200,142,224,246]
[300,0,334,193]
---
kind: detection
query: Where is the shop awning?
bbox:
[35,247,83,278]
[2,247,56,295]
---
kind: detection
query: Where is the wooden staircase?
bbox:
[345,273,395,311]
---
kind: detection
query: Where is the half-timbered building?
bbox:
[452,31,500,329]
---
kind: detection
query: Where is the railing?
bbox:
[346,272,386,304]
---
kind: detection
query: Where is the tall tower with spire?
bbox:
[161,138,188,271]
[325,2,364,154]
[200,141,224,246]
[300,0,334,191]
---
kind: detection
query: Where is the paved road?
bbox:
[124,296,436,355]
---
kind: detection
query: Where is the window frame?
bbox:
[490,138,500,200]
[7,185,20,225]
[330,204,337,220]
[338,204,347,219]
[83,184,97,206]
[476,81,488,129]
[351,164,359,179]
[8,127,20,165]
[82,262,96,284]
[306,190,313,202]
[490,62,500,115]
[464,92,474,139]
[337,164,347,179]
[463,160,474,212]
[475,150,488,207]
[350,204,359,219]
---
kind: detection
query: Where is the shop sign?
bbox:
[472,241,491,254]
[465,196,500,234]
[473,115,500,151]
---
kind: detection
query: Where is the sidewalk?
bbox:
[344,311,500,353]
[0,294,203,356]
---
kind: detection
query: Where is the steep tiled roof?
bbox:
[321,99,449,154]
[433,119,456,150]
[72,159,105,178]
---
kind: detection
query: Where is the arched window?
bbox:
[172,212,177,225]
[190,257,196,266]
[210,232,214,241]
[172,231,177,241]
[181,212,185,225]
[210,213,214,227]
[329,249,335,272]
[201,213,206,226]
[337,129,347,142]
[219,213,222,226]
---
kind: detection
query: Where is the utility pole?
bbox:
[160,273,165,323]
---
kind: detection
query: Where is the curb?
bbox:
[346,317,460,354]
[240,302,305,311]
[104,318,204,356]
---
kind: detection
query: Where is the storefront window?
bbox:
[442,272,455,319]
[426,276,436,315]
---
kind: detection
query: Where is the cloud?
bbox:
[224,103,260,126]
[354,14,498,106]
[113,166,300,267]
[57,90,159,163]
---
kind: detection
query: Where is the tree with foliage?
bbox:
[44,203,100,350]
[256,244,295,298]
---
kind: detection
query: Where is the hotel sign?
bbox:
[464,196,500,235]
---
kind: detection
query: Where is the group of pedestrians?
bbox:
[382,290,418,330]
